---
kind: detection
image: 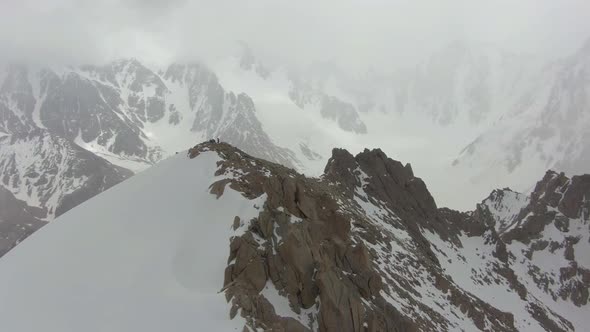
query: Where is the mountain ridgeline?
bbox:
[0,60,299,256]
[196,143,589,331]
[0,140,587,331]
[0,40,588,331]
[2,39,590,257]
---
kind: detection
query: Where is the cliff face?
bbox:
[188,142,588,331]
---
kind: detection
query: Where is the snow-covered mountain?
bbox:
[391,42,540,131]
[0,59,299,256]
[1,60,298,170]
[223,39,589,211]
[0,129,133,256]
[231,41,538,129]
[1,37,589,258]
[474,170,590,329]
[228,44,368,135]
[0,130,131,255]
[0,129,132,219]
[0,142,586,331]
[452,39,590,199]
[477,188,529,233]
[0,64,135,256]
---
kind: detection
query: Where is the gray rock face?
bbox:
[40,70,150,159]
[107,59,169,123]
[164,63,299,168]
[219,93,298,168]
[164,63,228,134]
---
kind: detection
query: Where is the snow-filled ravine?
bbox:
[0,150,265,332]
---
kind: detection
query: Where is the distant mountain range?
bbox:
[226,38,590,208]
[0,59,301,255]
[0,37,589,257]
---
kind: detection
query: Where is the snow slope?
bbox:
[0,150,263,332]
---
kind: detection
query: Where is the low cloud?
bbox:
[1,0,589,69]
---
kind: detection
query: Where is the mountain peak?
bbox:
[476,187,529,233]
[324,147,437,218]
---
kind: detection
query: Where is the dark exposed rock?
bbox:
[188,142,588,331]
[482,169,590,320]
[191,142,416,331]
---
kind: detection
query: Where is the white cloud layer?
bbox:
[1,0,589,68]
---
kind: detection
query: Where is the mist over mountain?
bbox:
[1,36,590,256]
[0,1,589,331]
[212,38,590,210]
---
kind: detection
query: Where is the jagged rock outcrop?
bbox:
[191,143,404,331]
[477,171,590,314]
[186,143,587,331]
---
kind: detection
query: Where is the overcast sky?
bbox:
[1,0,589,69]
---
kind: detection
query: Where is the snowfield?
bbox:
[0,151,262,332]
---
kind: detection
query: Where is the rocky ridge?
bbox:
[187,142,588,331]
[477,171,590,312]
